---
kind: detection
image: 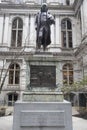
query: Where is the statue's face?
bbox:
[41,4,48,12]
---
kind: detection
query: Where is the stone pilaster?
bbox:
[81,0,87,35]
[51,24,55,45]
[29,14,36,46]
[55,15,60,46]
[0,15,4,44]
[22,15,30,46]
[3,15,9,45]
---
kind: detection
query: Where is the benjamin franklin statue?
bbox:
[35,3,55,51]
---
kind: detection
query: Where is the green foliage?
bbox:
[61,76,87,94]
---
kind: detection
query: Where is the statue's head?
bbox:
[41,3,48,12]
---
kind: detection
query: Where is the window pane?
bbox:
[69,71,73,76]
[67,20,72,29]
[61,20,66,29]
[69,76,73,84]
[61,19,72,48]
[16,64,20,69]
[8,94,18,106]
[9,71,14,84]
[63,71,68,84]
[11,30,16,47]
[69,64,73,70]
[62,31,66,47]
[11,18,23,47]
[12,19,17,29]
[63,64,73,85]
[17,31,22,47]
[14,94,18,101]
[10,64,14,69]
[9,64,20,85]
[63,64,67,70]
[68,31,72,48]
[8,94,12,101]
[18,18,23,28]
[15,71,20,84]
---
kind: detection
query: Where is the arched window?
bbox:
[8,93,18,106]
[61,19,72,48]
[11,17,23,47]
[63,64,73,85]
[9,63,20,84]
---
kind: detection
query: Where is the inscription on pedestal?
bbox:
[30,65,56,88]
[20,111,65,127]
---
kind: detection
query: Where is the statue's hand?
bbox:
[47,18,55,25]
[47,13,55,25]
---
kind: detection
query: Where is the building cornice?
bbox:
[0,3,74,9]
[0,3,74,15]
[0,50,75,62]
[0,1,84,16]
[0,7,75,16]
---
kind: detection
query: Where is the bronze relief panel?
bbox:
[30,65,56,88]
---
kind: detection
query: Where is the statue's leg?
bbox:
[37,28,43,50]
[43,44,46,51]
[43,28,47,51]
[38,37,42,49]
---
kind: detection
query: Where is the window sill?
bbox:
[8,84,20,86]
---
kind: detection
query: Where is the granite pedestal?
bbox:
[13,92,72,130]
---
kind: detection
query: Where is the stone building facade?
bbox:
[0,0,87,106]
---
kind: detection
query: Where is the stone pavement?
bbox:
[72,116,87,130]
[0,115,13,130]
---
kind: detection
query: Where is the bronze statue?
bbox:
[35,3,55,51]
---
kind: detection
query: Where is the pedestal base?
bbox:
[13,101,72,130]
[22,91,63,102]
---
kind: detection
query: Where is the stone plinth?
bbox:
[13,92,72,130]
[22,91,63,102]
